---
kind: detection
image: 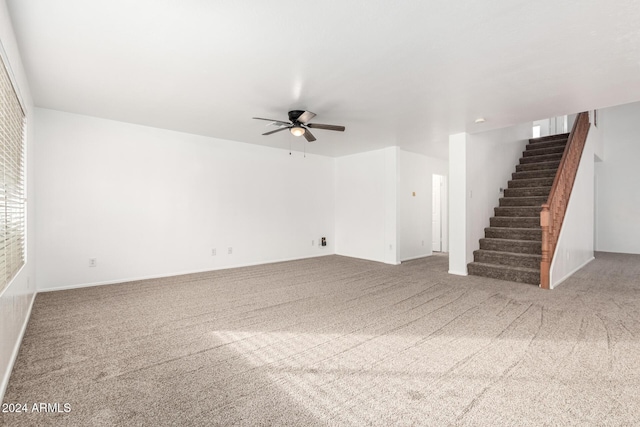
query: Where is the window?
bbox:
[0,53,26,292]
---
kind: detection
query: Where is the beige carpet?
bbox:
[2,252,640,426]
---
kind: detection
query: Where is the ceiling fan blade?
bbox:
[262,127,290,136]
[303,129,317,142]
[253,117,291,126]
[297,111,316,123]
[307,123,345,132]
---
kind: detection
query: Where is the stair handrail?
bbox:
[540,112,590,289]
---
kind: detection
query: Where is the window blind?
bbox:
[0,54,26,292]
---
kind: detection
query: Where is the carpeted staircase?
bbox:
[467,133,570,285]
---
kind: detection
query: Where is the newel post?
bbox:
[540,204,550,289]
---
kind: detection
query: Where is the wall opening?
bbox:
[532,124,541,138]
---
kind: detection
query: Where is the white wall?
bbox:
[35,109,335,291]
[549,119,595,288]
[0,0,36,401]
[595,101,640,254]
[335,147,399,264]
[383,147,399,264]
[466,123,532,263]
[398,150,447,261]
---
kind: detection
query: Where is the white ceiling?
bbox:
[6,0,640,159]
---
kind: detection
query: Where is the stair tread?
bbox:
[511,171,557,180]
[525,141,567,150]
[516,161,560,171]
[481,237,540,244]
[495,206,542,213]
[484,226,541,236]
[505,186,551,191]
[484,227,542,240]
[508,177,555,188]
[496,206,540,210]
[520,153,563,164]
[529,133,570,143]
[523,146,565,156]
[469,262,539,273]
[501,195,547,200]
[499,202,547,207]
[491,216,539,219]
[475,249,542,258]
[513,168,557,173]
[503,192,550,197]
[489,217,541,228]
[509,177,554,181]
[518,160,561,166]
[485,227,542,233]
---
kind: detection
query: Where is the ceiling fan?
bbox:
[252,110,345,142]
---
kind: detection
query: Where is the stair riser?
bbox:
[468,263,539,285]
[512,170,557,180]
[495,207,542,217]
[503,187,551,197]
[474,250,541,269]
[490,217,540,228]
[529,133,570,143]
[520,153,563,164]
[484,227,542,241]
[526,141,567,151]
[523,146,565,157]
[480,239,542,255]
[499,197,547,207]
[515,161,560,172]
[508,178,555,188]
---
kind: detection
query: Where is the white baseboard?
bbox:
[550,256,595,289]
[0,291,36,402]
[401,254,432,262]
[334,252,385,264]
[38,253,336,293]
[448,269,468,276]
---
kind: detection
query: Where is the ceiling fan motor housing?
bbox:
[288,110,306,122]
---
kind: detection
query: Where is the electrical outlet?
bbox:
[212,248,216,256]
[89,258,97,267]
[228,247,233,255]
[422,240,424,246]
[312,240,315,246]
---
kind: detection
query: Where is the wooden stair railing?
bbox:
[540,112,590,289]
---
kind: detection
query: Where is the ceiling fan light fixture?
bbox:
[290,126,305,137]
